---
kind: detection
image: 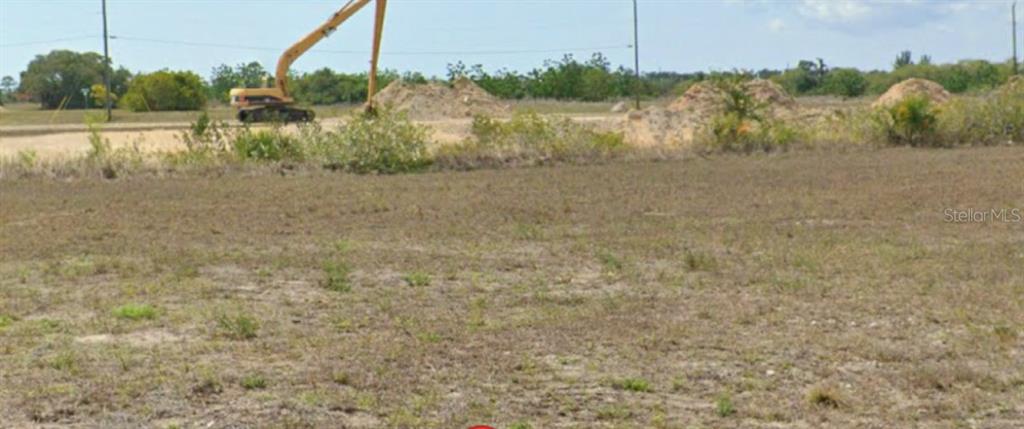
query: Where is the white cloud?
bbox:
[798,0,873,24]
[768,18,786,32]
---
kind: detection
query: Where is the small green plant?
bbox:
[612,377,652,393]
[16,150,38,170]
[508,422,533,429]
[215,311,259,340]
[403,271,432,287]
[113,304,157,321]
[0,315,13,330]
[241,375,268,390]
[598,250,624,273]
[179,111,233,153]
[49,351,77,373]
[715,393,736,417]
[322,260,352,292]
[876,96,940,147]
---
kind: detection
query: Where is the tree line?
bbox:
[3,49,1019,111]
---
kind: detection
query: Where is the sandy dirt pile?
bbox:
[872,78,951,109]
[623,79,796,147]
[374,78,509,120]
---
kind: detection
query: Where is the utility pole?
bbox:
[102,0,112,121]
[632,0,641,109]
[1014,2,1019,75]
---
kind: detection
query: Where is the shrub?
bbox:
[937,84,1024,146]
[822,68,868,98]
[874,96,940,147]
[434,112,625,169]
[695,78,800,153]
[316,112,431,174]
[122,70,207,112]
[233,127,303,161]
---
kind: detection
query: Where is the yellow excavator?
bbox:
[229,0,388,122]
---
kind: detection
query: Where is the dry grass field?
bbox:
[1,147,1022,428]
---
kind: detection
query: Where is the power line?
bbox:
[109,35,631,57]
[0,35,99,48]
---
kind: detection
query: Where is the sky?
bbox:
[0,0,1018,83]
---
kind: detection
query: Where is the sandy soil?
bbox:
[0,115,621,160]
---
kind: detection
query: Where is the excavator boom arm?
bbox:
[274,0,387,106]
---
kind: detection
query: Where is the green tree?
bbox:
[822,68,868,97]
[121,70,207,112]
[18,50,106,109]
[208,62,270,103]
[0,76,15,103]
[894,50,914,69]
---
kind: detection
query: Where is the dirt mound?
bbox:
[669,79,795,115]
[375,78,509,120]
[872,78,951,109]
[623,79,795,147]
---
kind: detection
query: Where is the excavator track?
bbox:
[237,106,315,123]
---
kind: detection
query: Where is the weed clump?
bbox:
[806,385,844,409]
[113,304,157,321]
[215,311,259,340]
[403,272,432,287]
[611,377,652,393]
[322,260,352,293]
[873,96,940,147]
[241,375,268,390]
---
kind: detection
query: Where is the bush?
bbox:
[315,112,431,174]
[937,84,1024,146]
[822,68,868,98]
[122,70,207,112]
[874,96,940,147]
[696,79,799,153]
[434,112,625,169]
[233,126,303,161]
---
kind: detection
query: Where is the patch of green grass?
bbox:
[322,260,352,292]
[48,351,77,373]
[597,250,624,273]
[113,303,157,321]
[596,405,633,420]
[508,422,533,429]
[612,377,652,393]
[403,271,432,287]
[0,315,14,330]
[716,393,736,417]
[215,311,259,340]
[241,375,268,390]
